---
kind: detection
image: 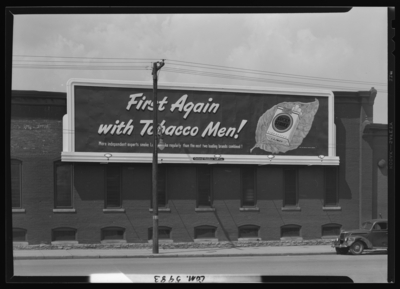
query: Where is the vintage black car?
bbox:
[332,219,388,255]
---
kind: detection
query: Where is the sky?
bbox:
[10,7,389,123]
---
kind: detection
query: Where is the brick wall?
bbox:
[363,123,388,219]
[12,160,363,244]
[10,89,379,245]
[11,118,64,244]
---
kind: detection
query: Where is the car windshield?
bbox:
[362,222,373,230]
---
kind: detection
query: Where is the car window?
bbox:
[362,222,373,230]
[373,222,387,230]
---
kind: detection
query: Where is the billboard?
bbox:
[62,79,338,165]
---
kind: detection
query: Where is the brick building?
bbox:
[10,81,387,245]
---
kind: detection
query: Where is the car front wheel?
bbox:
[349,241,364,255]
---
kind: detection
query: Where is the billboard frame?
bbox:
[62,78,339,166]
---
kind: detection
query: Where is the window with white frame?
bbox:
[148,226,172,241]
[13,228,27,242]
[197,166,212,207]
[11,159,22,208]
[238,225,259,238]
[105,165,122,208]
[54,161,73,208]
[321,223,341,238]
[324,167,338,206]
[52,227,77,242]
[281,224,301,238]
[241,167,256,207]
[283,168,298,207]
[194,225,217,239]
[101,226,125,242]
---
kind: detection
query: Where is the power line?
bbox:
[12,55,387,91]
[13,59,152,64]
[13,55,386,85]
[13,55,158,61]
[162,67,387,92]
[13,64,150,71]
[164,63,387,87]
[12,62,386,92]
[165,59,387,86]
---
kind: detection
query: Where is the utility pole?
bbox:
[152,60,165,254]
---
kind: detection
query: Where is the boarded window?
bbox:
[148,226,171,240]
[54,162,73,208]
[194,225,216,239]
[284,169,298,206]
[52,228,76,241]
[281,225,301,238]
[11,159,22,208]
[242,167,256,206]
[238,225,259,238]
[324,167,338,206]
[197,166,212,207]
[13,228,26,242]
[105,165,121,208]
[151,165,167,207]
[321,224,341,237]
[101,227,125,240]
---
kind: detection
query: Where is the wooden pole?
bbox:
[152,62,159,254]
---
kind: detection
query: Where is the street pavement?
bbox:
[13,245,336,260]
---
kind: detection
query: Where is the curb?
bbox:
[13,251,336,260]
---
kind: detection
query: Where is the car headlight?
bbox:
[346,237,355,243]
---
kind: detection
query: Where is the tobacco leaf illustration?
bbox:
[250,99,319,154]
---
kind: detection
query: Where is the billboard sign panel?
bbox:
[62,79,338,165]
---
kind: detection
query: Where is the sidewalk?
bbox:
[13,245,335,260]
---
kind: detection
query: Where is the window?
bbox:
[197,166,212,207]
[238,225,259,238]
[52,227,77,242]
[101,227,125,242]
[54,161,73,208]
[241,167,256,207]
[13,228,26,242]
[281,224,301,238]
[11,159,22,208]
[194,225,216,239]
[151,165,167,208]
[148,226,172,240]
[324,167,338,206]
[321,223,342,238]
[283,169,298,206]
[362,222,374,230]
[373,222,387,230]
[105,165,122,208]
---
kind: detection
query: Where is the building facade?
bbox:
[10,81,387,245]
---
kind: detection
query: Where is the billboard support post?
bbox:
[152,60,164,254]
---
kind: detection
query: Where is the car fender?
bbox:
[351,235,373,249]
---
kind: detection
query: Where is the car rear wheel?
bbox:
[349,241,364,255]
[335,248,349,255]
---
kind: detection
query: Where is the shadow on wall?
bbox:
[74,163,104,201]
[258,164,349,201]
[334,118,352,200]
[74,163,154,201]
